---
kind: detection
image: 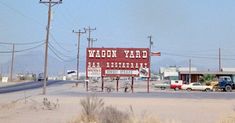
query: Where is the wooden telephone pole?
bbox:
[10,43,15,81]
[73,29,86,80]
[147,36,153,93]
[40,0,62,95]
[84,27,96,48]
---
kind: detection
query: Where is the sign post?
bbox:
[101,76,104,92]
[131,76,134,93]
[116,76,119,92]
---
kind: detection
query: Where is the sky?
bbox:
[0,0,235,73]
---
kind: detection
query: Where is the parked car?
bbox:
[181,82,212,92]
[153,81,170,90]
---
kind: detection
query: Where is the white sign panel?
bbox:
[139,68,149,77]
[2,77,8,83]
[105,70,139,75]
[88,67,101,77]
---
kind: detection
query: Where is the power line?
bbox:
[162,52,235,61]
[0,40,44,45]
[49,33,75,52]
[48,45,65,62]
[48,44,76,62]
[0,1,43,25]
[48,42,75,58]
[0,42,44,53]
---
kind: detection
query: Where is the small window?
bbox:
[193,83,200,86]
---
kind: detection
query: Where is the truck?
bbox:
[170,80,183,90]
[218,76,235,92]
[153,80,183,90]
[153,81,171,90]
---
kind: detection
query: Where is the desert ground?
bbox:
[0,81,235,123]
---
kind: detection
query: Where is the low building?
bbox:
[179,70,235,83]
[160,66,197,81]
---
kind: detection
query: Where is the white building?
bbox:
[160,66,197,80]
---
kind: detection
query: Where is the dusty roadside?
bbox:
[0,83,234,123]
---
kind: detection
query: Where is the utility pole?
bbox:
[147,35,153,93]
[219,48,222,72]
[73,29,86,80]
[189,59,191,83]
[10,43,15,81]
[40,0,62,95]
[0,64,1,76]
[90,38,97,48]
[84,27,96,48]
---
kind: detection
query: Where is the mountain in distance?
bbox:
[1,51,82,76]
[0,51,212,77]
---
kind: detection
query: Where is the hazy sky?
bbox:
[0,0,235,71]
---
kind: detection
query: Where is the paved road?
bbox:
[50,87,235,100]
[0,80,80,94]
[1,80,235,100]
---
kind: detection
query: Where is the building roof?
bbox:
[179,71,235,75]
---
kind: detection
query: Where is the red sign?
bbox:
[86,48,150,77]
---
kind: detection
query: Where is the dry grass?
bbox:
[80,95,104,122]
[68,96,162,123]
[219,115,235,123]
[218,107,235,123]
[99,106,130,123]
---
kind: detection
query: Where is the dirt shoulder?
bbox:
[0,83,234,123]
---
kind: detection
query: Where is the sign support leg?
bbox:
[101,76,104,92]
[116,77,119,92]
[131,77,134,93]
[86,77,89,92]
[147,77,150,93]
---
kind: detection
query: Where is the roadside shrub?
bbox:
[128,106,160,123]
[98,106,130,123]
[69,96,161,123]
[80,95,104,122]
[219,116,235,123]
[199,74,217,85]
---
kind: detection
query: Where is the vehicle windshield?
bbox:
[163,81,170,84]
[219,77,231,82]
[165,76,178,80]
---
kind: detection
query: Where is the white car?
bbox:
[181,82,212,92]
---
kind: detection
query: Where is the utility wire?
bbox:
[0,40,44,45]
[48,45,65,62]
[48,44,77,62]
[0,42,44,53]
[48,42,75,58]
[50,33,75,52]
[0,1,43,25]
[162,52,235,61]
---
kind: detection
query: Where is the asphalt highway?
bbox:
[1,80,235,100]
[0,80,78,94]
